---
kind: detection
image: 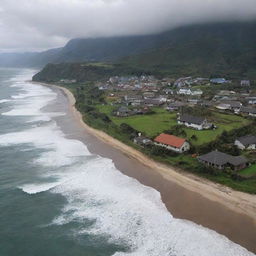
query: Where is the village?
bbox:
[93,75,256,177]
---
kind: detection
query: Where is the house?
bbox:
[174,77,192,87]
[124,95,144,106]
[241,80,250,87]
[124,94,143,101]
[178,114,213,130]
[235,135,256,150]
[144,98,163,107]
[239,106,256,117]
[162,88,174,95]
[191,89,203,96]
[157,95,168,103]
[154,133,190,153]
[226,101,242,111]
[210,78,228,84]
[166,102,186,111]
[218,101,242,112]
[143,92,155,99]
[198,151,248,171]
[187,99,201,105]
[215,103,231,111]
[246,97,256,105]
[115,106,132,117]
[177,88,192,95]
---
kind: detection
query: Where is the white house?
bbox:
[154,133,190,153]
[177,88,192,95]
[191,89,203,96]
[215,103,231,111]
[235,135,256,150]
[178,114,213,130]
[239,107,256,117]
[247,97,256,105]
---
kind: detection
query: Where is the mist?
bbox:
[0,0,256,52]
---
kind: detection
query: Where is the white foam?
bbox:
[3,69,254,256]
[2,76,64,121]
[20,182,62,194]
[0,99,11,103]
[50,158,254,256]
[0,122,90,167]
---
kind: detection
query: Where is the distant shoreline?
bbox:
[35,81,256,252]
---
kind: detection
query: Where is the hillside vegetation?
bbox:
[2,21,256,80]
[121,22,256,79]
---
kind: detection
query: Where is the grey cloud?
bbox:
[0,0,256,52]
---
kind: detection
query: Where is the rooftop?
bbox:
[198,151,248,166]
[237,135,256,147]
[154,133,186,148]
[179,114,205,125]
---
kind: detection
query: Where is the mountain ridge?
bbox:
[1,21,256,79]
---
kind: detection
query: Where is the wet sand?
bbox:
[41,82,256,253]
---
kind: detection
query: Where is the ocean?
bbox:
[0,68,254,256]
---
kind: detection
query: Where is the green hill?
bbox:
[2,21,256,79]
[120,22,256,79]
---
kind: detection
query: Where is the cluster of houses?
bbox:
[132,113,255,171]
[98,74,256,118]
[96,75,255,172]
[98,75,251,92]
[134,132,256,171]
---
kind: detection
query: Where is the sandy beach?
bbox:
[37,81,256,253]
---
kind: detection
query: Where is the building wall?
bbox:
[198,159,224,170]
[178,121,203,130]
[234,140,246,150]
[235,140,256,150]
[154,141,190,153]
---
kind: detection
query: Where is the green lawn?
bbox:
[184,113,251,145]
[96,104,115,115]
[96,105,252,145]
[113,111,177,137]
[239,164,256,177]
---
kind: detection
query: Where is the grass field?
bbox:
[97,105,252,145]
[239,164,256,177]
[183,112,251,145]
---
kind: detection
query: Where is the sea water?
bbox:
[0,68,254,256]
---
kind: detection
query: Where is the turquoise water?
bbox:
[0,68,254,256]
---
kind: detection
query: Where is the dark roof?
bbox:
[221,100,242,108]
[198,151,248,167]
[228,156,248,166]
[240,106,256,114]
[198,151,230,166]
[179,114,205,125]
[237,135,256,147]
[144,99,162,105]
[168,102,186,108]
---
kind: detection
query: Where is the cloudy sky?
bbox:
[0,0,256,52]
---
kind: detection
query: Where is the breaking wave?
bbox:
[0,69,253,256]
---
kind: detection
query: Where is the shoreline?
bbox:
[36,81,256,252]
[39,81,256,221]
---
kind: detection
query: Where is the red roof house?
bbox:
[154,133,190,153]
